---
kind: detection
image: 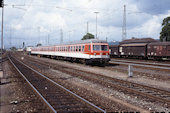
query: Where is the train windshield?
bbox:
[101,45,108,51]
[93,45,108,51]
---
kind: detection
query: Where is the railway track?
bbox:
[110,59,170,70]
[19,55,170,108]
[0,57,8,63]
[8,55,106,113]
[110,59,170,67]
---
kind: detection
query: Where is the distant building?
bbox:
[108,40,119,45]
[17,48,23,51]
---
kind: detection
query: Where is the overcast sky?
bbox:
[1,0,170,48]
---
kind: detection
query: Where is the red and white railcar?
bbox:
[31,39,110,64]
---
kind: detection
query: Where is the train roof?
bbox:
[59,39,108,45]
[148,42,170,46]
[109,45,119,47]
[120,38,158,44]
[120,43,148,47]
[32,39,108,48]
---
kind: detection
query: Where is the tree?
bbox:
[0,0,3,7]
[81,33,95,40]
[36,43,42,47]
[10,47,17,51]
[160,16,170,41]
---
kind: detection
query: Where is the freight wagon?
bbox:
[110,38,170,60]
[147,42,170,59]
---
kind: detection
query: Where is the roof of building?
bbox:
[120,43,148,47]
[120,38,158,44]
[148,42,170,46]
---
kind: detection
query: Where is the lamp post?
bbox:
[0,0,4,72]
[94,12,99,39]
[38,26,40,44]
[56,6,72,12]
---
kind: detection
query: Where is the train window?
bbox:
[76,46,78,51]
[88,45,91,51]
[82,46,85,52]
[79,46,81,51]
[93,45,101,51]
[73,46,74,51]
[70,46,72,51]
[67,46,69,51]
[101,45,108,51]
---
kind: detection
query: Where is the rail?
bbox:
[110,61,170,70]
[8,56,57,113]
[111,59,170,67]
[8,55,106,113]
[23,56,170,105]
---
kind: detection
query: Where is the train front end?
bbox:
[87,40,110,64]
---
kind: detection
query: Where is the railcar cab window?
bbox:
[93,45,108,51]
[93,45,101,51]
[101,45,108,51]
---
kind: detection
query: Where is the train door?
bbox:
[159,46,163,56]
[167,45,170,57]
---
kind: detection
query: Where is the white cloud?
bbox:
[2,0,170,48]
[127,11,170,39]
[12,24,22,30]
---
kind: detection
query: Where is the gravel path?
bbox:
[16,53,170,112]
[0,60,48,113]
